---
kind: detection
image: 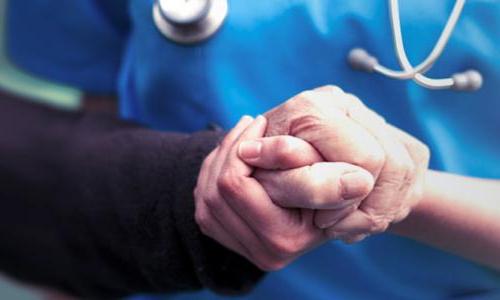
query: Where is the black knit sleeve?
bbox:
[0,97,264,298]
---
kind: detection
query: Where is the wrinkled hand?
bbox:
[194,115,373,270]
[241,86,430,243]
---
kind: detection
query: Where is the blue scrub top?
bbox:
[6,0,500,299]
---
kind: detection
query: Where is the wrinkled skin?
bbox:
[260,85,430,242]
[194,86,430,270]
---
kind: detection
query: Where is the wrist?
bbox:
[389,169,436,237]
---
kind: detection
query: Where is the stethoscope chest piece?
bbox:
[153,0,228,45]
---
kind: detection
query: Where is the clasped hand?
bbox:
[194,86,430,271]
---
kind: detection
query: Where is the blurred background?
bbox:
[0,0,76,298]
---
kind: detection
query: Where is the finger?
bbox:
[196,116,261,259]
[215,116,254,163]
[314,204,357,229]
[387,124,429,164]
[311,87,387,178]
[219,116,291,232]
[238,135,323,170]
[387,125,430,221]
[324,210,377,238]
[219,118,323,256]
[207,115,255,192]
[287,100,385,176]
[313,85,345,94]
[200,116,284,268]
[205,193,278,267]
[196,199,250,259]
[301,209,316,227]
[219,115,255,152]
[195,147,218,196]
[387,124,430,185]
[197,115,255,204]
[359,130,413,221]
[340,94,415,222]
[254,162,374,209]
[324,89,386,126]
[340,234,369,244]
[195,146,256,260]
[223,115,268,176]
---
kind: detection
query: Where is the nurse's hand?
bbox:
[242,86,430,243]
[194,115,372,270]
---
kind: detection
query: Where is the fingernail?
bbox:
[254,114,267,125]
[256,114,266,121]
[240,115,253,123]
[238,140,262,159]
[340,171,373,200]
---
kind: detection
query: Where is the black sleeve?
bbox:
[0,97,264,298]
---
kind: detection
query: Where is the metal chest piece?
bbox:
[153,0,228,45]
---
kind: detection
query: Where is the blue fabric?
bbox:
[6,0,130,93]
[6,0,500,299]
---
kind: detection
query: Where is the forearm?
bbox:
[391,170,500,270]
[0,97,263,297]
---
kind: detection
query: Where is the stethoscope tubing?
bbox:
[153,0,483,91]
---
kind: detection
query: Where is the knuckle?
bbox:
[217,171,243,196]
[296,90,316,103]
[319,85,344,95]
[273,137,297,166]
[193,186,201,201]
[289,91,315,109]
[371,221,390,234]
[358,148,386,173]
[267,236,302,258]
[204,148,217,164]
[309,183,333,209]
[394,207,411,223]
[304,167,332,208]
[406,137,431,165]
[216,173,231,191]
[398,156,415,173]
[396,160,416,188]
[194,209,211,235]
[344,93,364,108]
[296,88,332,106]
[218,135,233,149]
[417,143,431,164]
[307,164,353,208]
[362,213,389,234]
[204,195,222,210]
[372,226,387,236]
[289,114,324,137]
[256,257,289,272]
[405,161,417,182]
[341,234,367,244]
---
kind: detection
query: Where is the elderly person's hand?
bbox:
[194,115,374,270]
[239,86,430,243]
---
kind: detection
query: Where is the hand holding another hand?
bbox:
[241,86,430,243]
[194,115,373,270]
[194,85,430,271]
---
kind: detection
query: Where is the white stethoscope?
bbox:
[153,0,483,91]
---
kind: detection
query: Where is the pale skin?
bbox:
[194,85,500,272]
[391,171,500,271]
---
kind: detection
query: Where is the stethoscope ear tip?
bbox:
[348,48,378,72]
[452,69,483,91]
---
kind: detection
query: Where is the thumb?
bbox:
[238,135,323,170]
[254,162,374,209]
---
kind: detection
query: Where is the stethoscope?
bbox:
[152,0,228,45]
[153,0,483,91]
